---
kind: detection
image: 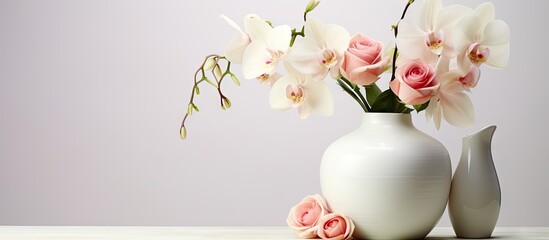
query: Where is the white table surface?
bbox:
[0,226,548,239]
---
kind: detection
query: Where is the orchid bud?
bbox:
[224,98,232,109]
[305,0,320,12]
[221,98,231,110]
[203,56,216,71]
[194,86,200,95]
[214,65,223,79]
[191,103,200,112]
[180,126,187,140]
[187,104,193,115]
[230,74,241,86]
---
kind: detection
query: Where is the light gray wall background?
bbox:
[1,0,547,226]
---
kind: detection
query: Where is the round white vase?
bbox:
[320,113,451,239]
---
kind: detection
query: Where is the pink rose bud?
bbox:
[317,213,355,240]
[287,194,330,238]
[340,33,389,85]
[390,58,440,105]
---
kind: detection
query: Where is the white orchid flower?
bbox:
[425,69,475,130]
[454,2,510,74]
[220,15,251,64]
[241,14,291,81]
[287,18,350,80]
[269,65,333,119]
[397,0,472,63]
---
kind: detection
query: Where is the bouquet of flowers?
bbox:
[180,0,509,140]
[180,1,509,238]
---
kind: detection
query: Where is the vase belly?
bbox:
[320,113,451,239]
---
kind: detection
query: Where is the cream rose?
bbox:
[340,33,389,85]
[390,58,440,105]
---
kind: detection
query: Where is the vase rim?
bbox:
[363,112,411,115]
[360,112,414,128]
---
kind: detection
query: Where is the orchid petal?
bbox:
[419,0,443,31]
[482,20,510,68]
[269,75,294,110]
[323,24,351,54]
[433,5,472,31]
[242,41,272,79]
[304,18,326,49]
[474,2,496,28]
[220,14,244,33]
[396,20,428,59]
[244,14,271,43]
[224,33,250,64]
[304,79,334,116]
[288,38,324,74]
[437,74,475,127]
[457,51,473,75]
[426,96,442,130]
[220,15,250,64]
[455,14,481,52]
[441,84,475,128]
[435,56,451,74]
[297,105,311,119]
[269,25,292,52]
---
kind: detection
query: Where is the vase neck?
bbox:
[462,125,496,150]
[359,113,414,130]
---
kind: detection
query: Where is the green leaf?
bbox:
[364,83,382,107]
[371,89,412,113]
[414,101,430,112]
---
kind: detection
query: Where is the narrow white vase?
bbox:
[449,125,501,238]
[320,113,452,240]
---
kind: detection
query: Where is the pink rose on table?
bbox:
[390,58,440,105]
[287,194,330,238]
[317,213,355,240]
[340,33,389,85]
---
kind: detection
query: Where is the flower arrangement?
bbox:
[179,0,509,140]
[180,0,509,238]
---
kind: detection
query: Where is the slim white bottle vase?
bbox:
[449,125,501,238]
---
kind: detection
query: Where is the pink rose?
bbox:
[287,194,330,238]
[390,58,440,105]
[317,213,355,240]
[340,33,389,85]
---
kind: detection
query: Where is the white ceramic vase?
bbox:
[320,113,452,240]
[449,125,500,238]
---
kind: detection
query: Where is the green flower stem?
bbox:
[290,26,305,47]
[337,79,369,112]
[342,77,371,112]
[180,55,238,140]
[390,0,415,81]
